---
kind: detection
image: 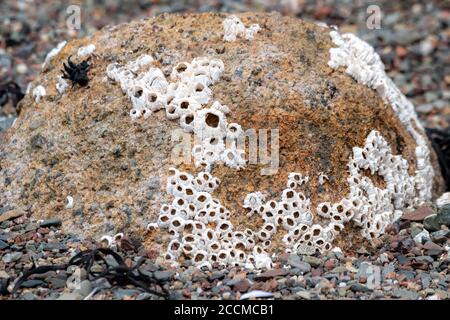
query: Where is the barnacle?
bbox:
[32,85,46,102]
[222,15,261,42]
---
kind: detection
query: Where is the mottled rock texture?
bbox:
[0,13,444,255]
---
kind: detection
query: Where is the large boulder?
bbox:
[0,13,444,268]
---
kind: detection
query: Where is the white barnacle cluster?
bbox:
[32,85,46,102]
[42,41,66,69]
[77,44,96,57]
[222,15,261,42]
[100,233,124,249]
[156,168,273,270]
[107,54,247,171]
[106,54,166,120]
[245,177,342,254]
[328,30,433,201]
[191,101,246,171]
[286,172,309,188]
[56,76,68,94]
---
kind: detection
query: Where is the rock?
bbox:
[0,13,444,267]
[255,268,287,280]
[57,292,84,300]
[437,204,450,226]
[0,210,23,223]
[0,239,9,249]
[233,279,250,293]
[39,219,62,228]
[21,279,45,288]
[287,254,311,273]
[75,280,92,297]
[402,207,434,221]
[422,241,444,255]
[240,290,273,300]
[436,193,450,208]
[2,252,23,263]
[430,230,450,243]
[153,270,175,282]
[302,256,323,268]
[208,270,225,281]
[114,289,140,299]
[413,229,430,245]
[49,277,67,289]
[423,214,441,232]
[295,290,311,300]
[0,278,8,295]
[0,117,16,132]
[392,288,419,300]
[349,283,372,293]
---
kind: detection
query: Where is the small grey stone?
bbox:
[350,283,372,293]
[423,214,441,232]
[437,204,450,226]
[295,290,311,300]
[2,252,22,263]
[420,273,431,289]
[42,242,67,251]
[430,230,450,243]
[40,219,62,228]
[392,288,419,300]
[21,292,38,300]
[114,289,141,299]
[302,256,322,268]
[75,280,92,297]
[21,279,45,288]
[49,277,67,289]
[287,254,311,273]
[208,270,225,281]
[153,270,175,281]
[0,205,12,215]
[57,292,84,300]
[356,262,371,278]
[0,239,9,250]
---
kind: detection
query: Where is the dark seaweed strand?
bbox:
[12,248,170,299]
[426,127,450,191]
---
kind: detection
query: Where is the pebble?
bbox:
[423,214,441,232]
[57,292,84,300]
[75,280,92,298]
[255,268,287,280]
[153,270,175,282]
[21,280,45,288]
[349,283,372,293]
[233,279,250,293]
[287,255,311,273]
[114,289,140,300]
[437,205,450,226]
[39,219,62,228]
[295,290,311,300]
[16,63,27,74]
[302,256,322,268]
[430,230,450,243]
[392,288,419,300]
[0,239,9,249]
[2,252,22,263]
